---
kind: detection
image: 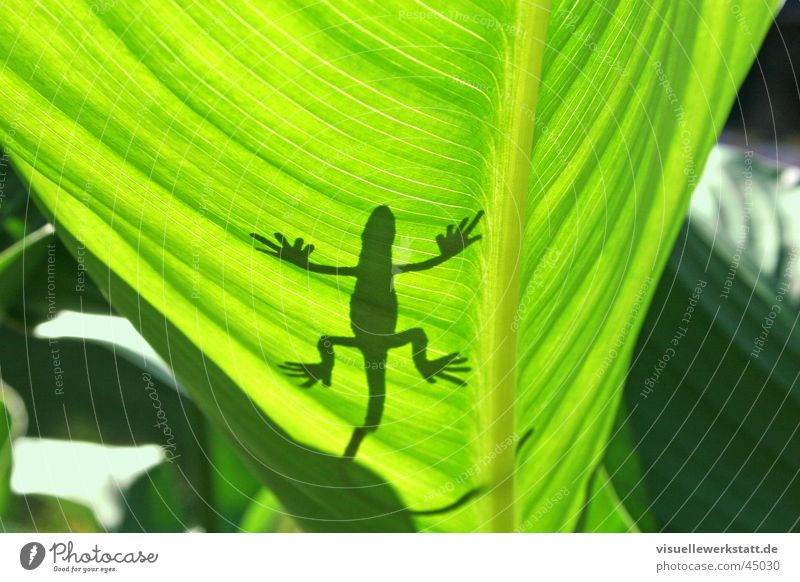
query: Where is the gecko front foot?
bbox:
[279,361,332,388]
[418,353,470,386]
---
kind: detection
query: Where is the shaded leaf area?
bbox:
[608,146,800,532]
[0,1,778,532]
[581,412,659,532]
[0,149,44,247]
[0,232,108,331]
[0,325,264,531]
[573,409,661,532]
[0,193,264,531]
[240,488,295,533]
[576,467,637,533]
[119,427,263,533]
[0,148,66,323]
[3,495,101,533]
[0,399,11,518]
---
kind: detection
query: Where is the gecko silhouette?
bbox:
[251,205,483,460]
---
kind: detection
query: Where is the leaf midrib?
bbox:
[477,0,551,532]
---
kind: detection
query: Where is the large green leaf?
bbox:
[0,1,775,531]
[612,146,800,531]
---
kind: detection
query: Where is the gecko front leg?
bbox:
[393,211,483,274]
[251,232,356,276]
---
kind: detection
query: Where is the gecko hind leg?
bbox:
[280,335,358,388]
[390,328,470,386]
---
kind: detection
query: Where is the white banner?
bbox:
[0,533,796,581]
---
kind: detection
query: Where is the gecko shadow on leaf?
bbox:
[252,205,483,460]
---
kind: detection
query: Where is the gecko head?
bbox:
[359,205,395,266]
[361,205,396,248]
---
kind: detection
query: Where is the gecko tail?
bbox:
[341,354,388,460]
[408,487,482,516]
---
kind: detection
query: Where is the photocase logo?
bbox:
[20,542,46,570]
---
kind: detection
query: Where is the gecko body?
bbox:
[252,205,483,458]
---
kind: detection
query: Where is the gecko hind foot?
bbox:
[279,361,332,388]
[418,353,470,386]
